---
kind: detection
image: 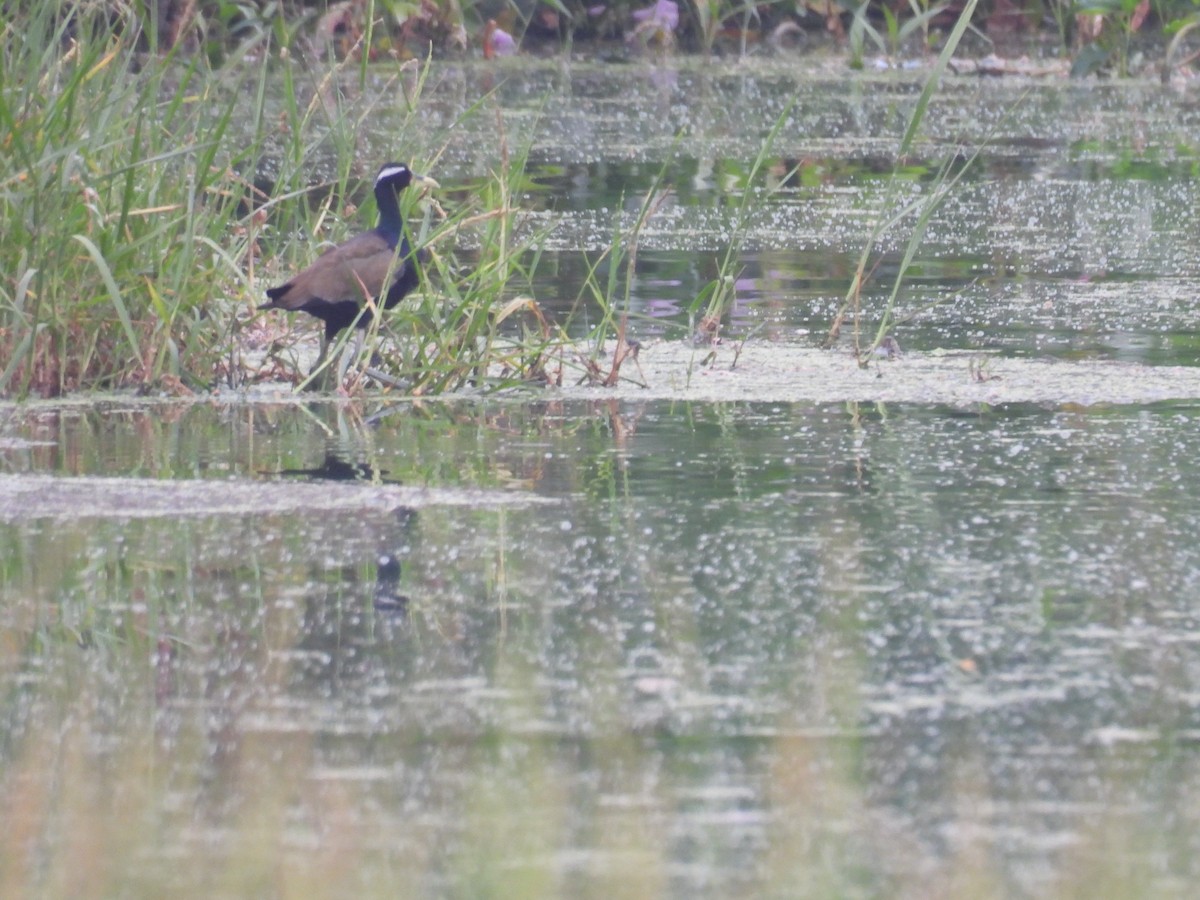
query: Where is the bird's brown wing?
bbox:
[265,232,402,310]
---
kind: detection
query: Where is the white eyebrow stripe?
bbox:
[377,165,408,181]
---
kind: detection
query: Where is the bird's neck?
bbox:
[375,185,403,240]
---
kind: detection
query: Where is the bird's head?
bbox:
[376,162,438,193]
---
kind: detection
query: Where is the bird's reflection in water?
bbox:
[372,551,410,616]
[275,452,398,484]
[271,452,415,616]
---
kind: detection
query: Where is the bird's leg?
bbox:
[363,366,407,389]
[336,328,367,387]
[296,333,331,392]
[314,333,330,374]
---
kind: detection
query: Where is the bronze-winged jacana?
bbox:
[260,162,436,350]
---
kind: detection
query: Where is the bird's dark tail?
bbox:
[260,283,292,309]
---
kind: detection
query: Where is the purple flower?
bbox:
[490,27,517,56]
[484,19,517,58]
[633,0,679,31]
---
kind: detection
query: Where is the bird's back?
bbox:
[264,230,406,311]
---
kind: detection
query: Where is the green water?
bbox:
[4,397,1200,895]
[403,60,1200,361]
[5,57,1200,896]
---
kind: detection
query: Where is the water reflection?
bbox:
[5,399,1200,892]
[275,452,393,483]
[392,62,1200,365]
[11,50,1200,890]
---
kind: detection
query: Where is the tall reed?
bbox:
[0,5,254,396]
[0,3,460,397]
[825,0,982,363]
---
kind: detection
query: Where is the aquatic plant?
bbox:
[686,99,798,360]
[0,0,554,398]
[826,0,984,364]
[573,176,673,388]
[23,0,1200,73]
[0,3,268,397]
[847,0,949,68]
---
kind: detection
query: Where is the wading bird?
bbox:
[260,162,437,377]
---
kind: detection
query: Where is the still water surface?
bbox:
[395,59,1200,362]
[4,397,1200,895]
[5,56,1200,896]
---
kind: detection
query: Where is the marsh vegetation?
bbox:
[7,2,1200,896]
[5,0,1200,398]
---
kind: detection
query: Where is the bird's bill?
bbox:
[411,173,440,189]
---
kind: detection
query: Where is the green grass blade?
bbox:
[898,0,981,158]
[73,234,145,371]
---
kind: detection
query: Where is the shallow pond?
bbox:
[5,395,1200,895]
[6,56,1200,897]
[395,58,1200,362]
